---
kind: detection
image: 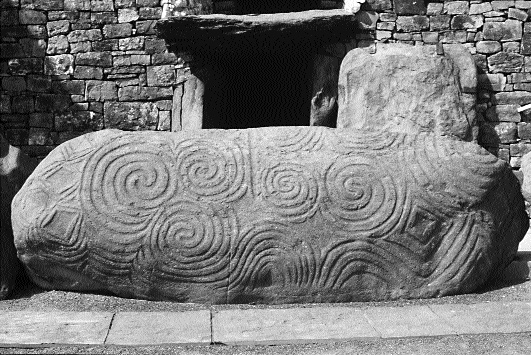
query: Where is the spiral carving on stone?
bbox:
[145,200,234,284]
[268,126,327,152]
[173,138,247,202]
[80,137,178,236]
[259,163,319,222]
[323,157,404,236]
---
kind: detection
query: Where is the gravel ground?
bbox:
[1,275,529,313]
[1,333,530,355]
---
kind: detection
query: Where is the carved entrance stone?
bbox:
[12,127,528,303]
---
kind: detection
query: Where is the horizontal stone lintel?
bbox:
[156,10,359,54]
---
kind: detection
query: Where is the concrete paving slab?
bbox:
[212,307,379,345]
[429,302,531,334]
[0,311,113,346]
[362,305,456,338]
[105,311,211,345]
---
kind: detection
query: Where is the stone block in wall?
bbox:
[73,66,103,79]
[476,41,502,54]
[518,122,531,140]
[68,29,103,43]
[492,1,516,11]
[137,0,158,6]
[34,94,72,112]
[64,0,91,10]
[47,20,70,37]
[2,77,26,92]
[523,24,531,55]
[92,39,119,51]
[430,15,451,31]
[21,0,63,10]
[103,23,133,39]
[18,10,46,25]
[516,1,531,9]
[144,37,167,54]
[104,101,159,130]
[0,44,25,59]
[157,110,171,130]
[509,7,529,21]
[118,37,145,51]
[486,105,521,122]
[503,41,520,53]
[488,52,524,73]
[118,86,173,101]
[29,112,53,128]
[91,12,119,25]
[70,41,92,54]
[152,53,177,65]
[1,8,18,25]
[421,31,438,43]
[28,128,53,145]
[75,52,113,67]
[362,0,392,11]
[47,35,69,55]
[494,91,531,106]
[396,15,429,32]
[444,1,470,15]
[510,142,531,157]
[86,80,118,101]
[483,20,523,42]
[0,95,10,114]
[27,75,51,92]
[394,0,426,15]
[26,25,47,39]
[44,55,74,76]
[470,2,493,15]
[12,96,34,114]
[115,0,136,8]
[478,73,506,92]
[7,58,43,75]
[51,80,85,95]
[91,0,114,11]
[440,31,467,44]
[451,15,483,30]
[147,65,176,86]
[55,111,104,131]
[139,7,162,20]
[118,8,139,23]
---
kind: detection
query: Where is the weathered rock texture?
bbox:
[1,133,37,299]
[12,128,527,303]
[156,10,360,55]
[337,44,477,141]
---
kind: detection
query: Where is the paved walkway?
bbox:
[0,301,529,347]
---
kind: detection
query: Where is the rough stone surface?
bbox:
[336,44,476,141]
[1,133,37,300]
[12,127,528,303]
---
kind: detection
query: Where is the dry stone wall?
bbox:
[0,0,530,177]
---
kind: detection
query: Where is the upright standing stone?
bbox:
[337,44,476,141]
[1,133,37,299]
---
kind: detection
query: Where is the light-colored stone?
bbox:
[0,312,113,345]
[429,302,531,334]
[363,305,456,338]
[106,311,211,345]
[212,307,379,344]
[44,54,74,76]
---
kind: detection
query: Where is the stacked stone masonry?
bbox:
[0,0,530,182]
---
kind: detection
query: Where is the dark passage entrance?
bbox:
[235,0,320,15]
[202,48,314,129]
[200,0,320,129]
